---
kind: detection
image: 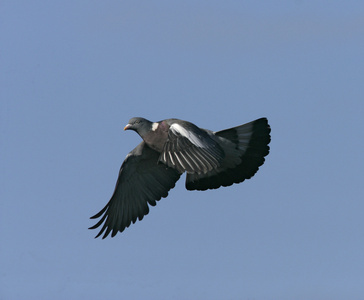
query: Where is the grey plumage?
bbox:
[90,117,271,238]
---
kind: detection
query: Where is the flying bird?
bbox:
[90,117,271,238]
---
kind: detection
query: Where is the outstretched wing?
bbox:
[89,142,181,238]
[186,118,271,191]
[158,122,225,174]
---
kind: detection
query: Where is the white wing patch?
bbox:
[170,123,206,148]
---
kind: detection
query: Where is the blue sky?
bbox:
[1,1,364,299]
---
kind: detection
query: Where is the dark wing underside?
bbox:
[185,118,271,191]
[89,142,181,238]
[158,121,225,174]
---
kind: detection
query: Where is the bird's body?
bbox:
[90,117,271,238]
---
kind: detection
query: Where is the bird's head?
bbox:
[124,117,153,138]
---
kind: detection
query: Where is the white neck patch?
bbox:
[152,122,159,131]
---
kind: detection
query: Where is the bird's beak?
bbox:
[124,124,131,131]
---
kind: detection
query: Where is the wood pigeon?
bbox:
[90,117,271,238]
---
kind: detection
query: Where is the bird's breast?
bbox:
[143,127,169,153]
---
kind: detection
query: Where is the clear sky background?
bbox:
[1,1,364,299]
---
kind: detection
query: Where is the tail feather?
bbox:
[186,118,271,191]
